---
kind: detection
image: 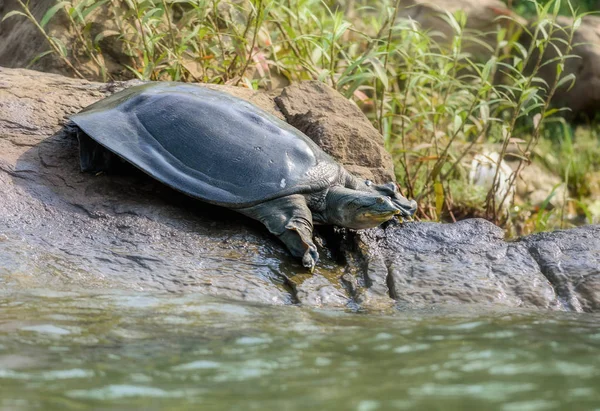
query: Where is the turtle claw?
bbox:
[395,214,415,224]
[302,246,319,273]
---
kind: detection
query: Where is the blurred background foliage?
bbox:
[510,0,599,16]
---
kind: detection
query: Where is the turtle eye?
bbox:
[365,180,372,186]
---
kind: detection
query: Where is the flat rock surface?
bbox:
[1,67,599,312]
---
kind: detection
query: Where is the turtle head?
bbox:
[324,188,405,229]
[362,180,417,218]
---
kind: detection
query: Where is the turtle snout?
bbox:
[376,196,401,214]
[396,198,418,217]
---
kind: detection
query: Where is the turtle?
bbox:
[69,82,417,270]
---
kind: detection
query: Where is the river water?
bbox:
[1,289,599,410]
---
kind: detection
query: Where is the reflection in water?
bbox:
[1,290,599,410]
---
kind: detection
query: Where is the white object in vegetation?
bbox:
[469,152,516,210]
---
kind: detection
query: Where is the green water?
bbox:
[1,290,599,411]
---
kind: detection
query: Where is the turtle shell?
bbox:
[71,82,339,208]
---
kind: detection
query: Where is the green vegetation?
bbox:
[511,0,598,17]
[4,0,598,233]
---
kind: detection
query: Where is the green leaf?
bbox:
[444,10,461,35]
[496,28,506,44]
[513,42,528,59]
[27,49,54,68]
[556,73,576,90]
[40,2,69,29]
[520,87,538,105]
[531,76,549,88]
[50,36,68,57]
[1,10,27,22]
[317,69,330,82]
[480,103,489,123]
[538,22,549,40]
[431,159,445,181]
[553,0,561,16]
[94,29,120,44]
[81,0,109,20]
[333,21,351,41]
[368,57,388,90]
[141,7,162,24]
[481,57,496,81]
[434,180,444,220]
[124,64,145,80]
[453,114,462,133]
[543,108,560,118]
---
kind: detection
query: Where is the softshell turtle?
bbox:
[70,82,417,270]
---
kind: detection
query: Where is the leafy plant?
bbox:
[3,0,593,229]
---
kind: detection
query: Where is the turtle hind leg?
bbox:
[76,130,120,174]
[238,195,318,271]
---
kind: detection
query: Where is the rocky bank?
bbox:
[1,67,599,312]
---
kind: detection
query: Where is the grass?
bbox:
[4,0,597,233]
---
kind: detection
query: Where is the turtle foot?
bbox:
[238,194,318,271]
[302,246,319,273]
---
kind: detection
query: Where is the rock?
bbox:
[1,66,599,312]
[520,227,600,312]
[357,219,560,310]
[356,218,600,312]
[0,67,343,306]
[514,161,567,208]
[275,81,396,183]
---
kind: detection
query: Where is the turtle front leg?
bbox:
[238,195,319,271]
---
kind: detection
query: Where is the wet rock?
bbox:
[0,67,345,306]
[275,81,396,183]
[357,219,560,310]
[2,67,599,312]
[289,274,349,307]
[356,219,600,312]
[520,226,600,312]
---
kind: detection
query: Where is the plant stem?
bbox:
[63,5,112,81]
[235,0,263,86]
[377,0,402,133]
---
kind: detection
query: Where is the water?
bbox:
[1,290,599,411]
